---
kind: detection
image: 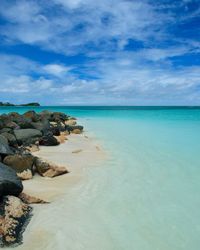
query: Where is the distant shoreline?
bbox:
[0,102,40,107]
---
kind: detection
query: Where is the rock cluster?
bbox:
[0,110,83,246]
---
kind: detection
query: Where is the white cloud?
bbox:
[0,1,199,105]
[43,64,72,77]
[0,0,171,54]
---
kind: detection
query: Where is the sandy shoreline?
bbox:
[6,132,105,249]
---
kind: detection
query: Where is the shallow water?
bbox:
[1,107,200,250]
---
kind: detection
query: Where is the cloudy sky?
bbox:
[0,0,199,105]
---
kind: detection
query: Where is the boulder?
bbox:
[72,129,82,134]
[3,154,35,173]
[0,128,13,134]
[39,133,60,146]
[14,129,42,145]
[40,110,52,120]
[66,125,84,132]
[31,120,50,134]
[65,119,77,126]
[35,157,68,177]
[4,121,19,129]
[0,132,18,147]
[49,112,68,122]
[25,144,39,153]
[0,115,12,129]
[17,169,33,180]
[0,195,31,246]
[23,111,39,122]
[50,126,61,136]
[0,162,23,197]
[16,119,34,129]
[0,135,13,155]
[7,112,21,120]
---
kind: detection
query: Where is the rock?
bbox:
[50,126,61,136]
[72,129,82,134]
[34,157,50,175]
[49,112,68,122]
[4,121,19,129]
[14,129,42,145]
[55,132,68,143]
[35,157,68,177]
[39,133,60,146]
[0,132,18,147]
[0,128,13,134]
[0,115,12,129]
[19,193,48,204]
[14,117,34,129]
[23,111,39,122]
[0,135,13,155]
[65,119,77,126]
[0,162,23,197]
[42,166,68,178]
[0,195,31,246]
[40,110,52,120]
[31,119,50,134]
[17,169,33,180]
[3,154,35,173]
[25,144,40,153]
[66,125,84,132]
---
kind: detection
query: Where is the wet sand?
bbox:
[9,133,105,250]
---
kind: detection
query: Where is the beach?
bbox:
[1,107,200,250]
[12,133,105,250]
[23,133,105,202]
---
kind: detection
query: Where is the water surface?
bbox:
[1,106,200,250]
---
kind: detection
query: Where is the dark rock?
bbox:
[0,135,13,155]
[31,120,50,134]
[0,195,32,246]
[0,115,11,129]
[40,110,52,120]
[66,125,84,132]
[7,112,21,122]
[0,162,23,197]
[50,126,61,136]
[49,112,68,122]
[23,111,39,122]
[39,133,60,146]
[0,128,13,134]
[14,129,42,146]
[5,121,18,129]
[0,132,18,147]
[16,118,34,129]
[3,154,35,173]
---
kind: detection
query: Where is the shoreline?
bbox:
[23,133,106,202]
[14,132,106,250]
[0,110,105,247]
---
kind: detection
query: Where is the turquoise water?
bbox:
[1,107,200,250]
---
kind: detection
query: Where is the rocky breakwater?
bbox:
[0,110,83,246]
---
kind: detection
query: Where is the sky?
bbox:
[0,0,200,105]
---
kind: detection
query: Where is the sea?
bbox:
[1,106,200,250]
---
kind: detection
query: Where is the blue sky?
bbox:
[0,0,200,105]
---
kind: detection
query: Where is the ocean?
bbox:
[1,106,200,250]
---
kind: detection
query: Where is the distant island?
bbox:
[0,102,40,106]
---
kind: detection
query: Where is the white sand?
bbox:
[23,133,105,202]
[9,133,105,250]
